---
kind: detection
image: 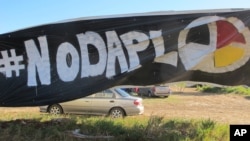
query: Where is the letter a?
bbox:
[234,129,241,136]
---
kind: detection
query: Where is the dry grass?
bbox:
[1,88,249,140]
[143,88,250,124]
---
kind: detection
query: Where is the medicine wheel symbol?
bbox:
[178,16,250,73]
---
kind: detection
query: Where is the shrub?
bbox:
[196,85,250,95]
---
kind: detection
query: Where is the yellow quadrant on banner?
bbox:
[214,45,244,67]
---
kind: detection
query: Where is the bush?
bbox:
[196,85,250,95]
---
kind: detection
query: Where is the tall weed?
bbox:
[0,114,228,141]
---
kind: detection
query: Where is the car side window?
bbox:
[94,90,114,98]
[86,94,94,98]
[103,90,115,98]
[95,92,105,98]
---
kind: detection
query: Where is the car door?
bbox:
[90,89,116,115]
[61,94,94,114]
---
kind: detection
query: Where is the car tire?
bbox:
[109,107,125,118]
[48,104,63,115]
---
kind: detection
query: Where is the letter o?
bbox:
[56,42,79,82]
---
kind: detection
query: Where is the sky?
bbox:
[1,0,250,34]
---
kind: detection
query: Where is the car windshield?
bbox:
[115,88,130,97]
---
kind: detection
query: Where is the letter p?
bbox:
[242,129,247,136]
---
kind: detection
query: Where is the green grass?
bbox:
[0,113,229,141]
[196,85,250,95]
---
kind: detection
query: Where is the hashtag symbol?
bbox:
[0,49,25,77]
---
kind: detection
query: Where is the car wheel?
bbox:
[109,108,124,118]
[48,104,63,115]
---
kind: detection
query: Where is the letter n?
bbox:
[25,36,51,86]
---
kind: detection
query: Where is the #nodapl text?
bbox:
[24,30,165,86]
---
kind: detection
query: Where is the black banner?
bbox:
[1,9,250,106]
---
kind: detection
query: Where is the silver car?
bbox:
[138,85,171,97]
[39,87,144,118]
